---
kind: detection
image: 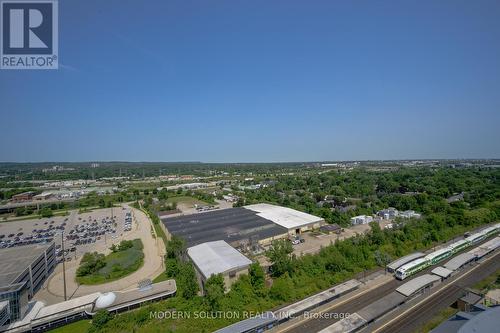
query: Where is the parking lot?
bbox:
[0,206,134,263]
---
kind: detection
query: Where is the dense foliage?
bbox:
[62,166,500,332]
[76,239,144,285]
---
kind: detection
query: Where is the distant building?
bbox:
[10,192,35,203]
[0,243,55,323]
[399,210,422,219]
[377,207,399,220]
[187,240,252,293]
[33,192,53,201]
[350,215,373,225]
[160,203,325,249]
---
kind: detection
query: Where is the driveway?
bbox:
[35,204,165,304]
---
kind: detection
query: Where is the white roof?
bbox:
[187,240,252,279]
[244,203,323,229]
[431,266,453,278]
[444,253,476,271]
[396,274,441,297]
[95,292,117,309]
[34,292,101,319]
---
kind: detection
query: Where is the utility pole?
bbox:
[60,232,67,301]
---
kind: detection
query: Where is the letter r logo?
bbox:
[2,1,54,54]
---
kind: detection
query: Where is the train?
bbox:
[395,223,500,280]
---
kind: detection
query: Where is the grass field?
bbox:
[473,268,500,292]
[47,320,91,333]
[76,239,144,285]
[164,196,209,207]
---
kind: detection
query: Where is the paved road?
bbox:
[36,204,165,304]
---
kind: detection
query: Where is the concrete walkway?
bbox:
[36,204,165,304]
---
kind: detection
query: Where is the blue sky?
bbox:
[1,0,499,162]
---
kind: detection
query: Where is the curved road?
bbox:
[39,204,165,303]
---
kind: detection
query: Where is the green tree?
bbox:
[249,262,265,294]
[178,262,199,299]
[205,274,225,310]
[89,310,113,333]
[166,236,186,259]
[269,272,294,301]
[266,239,294,277]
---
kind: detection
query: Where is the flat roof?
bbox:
[34,292,100,321]
[275,279,360,319]
[0,243,52,287]
[396,274,441,297]
[357,291,406,322]
[214,312,276,333]
[387,252,425,271]
[318,313,367,333]
[188,241,252,279]
[106,279,177,311]
[458,305,500,333]
[161,207,288,247]
[431,266,453,278]
[480,236,500,250]
[444,253,476,271]
[244,203,324,229]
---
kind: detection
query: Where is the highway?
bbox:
[366,250,500,333]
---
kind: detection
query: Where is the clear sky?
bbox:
[1,0,499,162]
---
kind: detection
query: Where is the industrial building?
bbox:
[0,243,55,323]
[160,204,324,248]
[350,215,373,225]
[10,192,35,203]
[187,240,252,292]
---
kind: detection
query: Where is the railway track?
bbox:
[371,251,500,333]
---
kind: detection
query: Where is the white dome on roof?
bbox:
[95,292,116,309]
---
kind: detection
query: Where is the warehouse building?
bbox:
[160,204,324,248]
[244,203,324,235]
[187,240,252,293]
[0,243,55,323]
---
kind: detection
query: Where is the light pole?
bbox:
[60,231,67,301]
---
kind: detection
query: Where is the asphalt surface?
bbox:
[369,251,500,333]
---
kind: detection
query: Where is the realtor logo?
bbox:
[1,0,58,69]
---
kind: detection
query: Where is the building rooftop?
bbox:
[444,253,476,271]
[161,207,288,247]
[244,203,324,229]
[387,252,425,272]
[396,274,441,297]
[431,266,453,278]
[0,243,52,287]
[357,291,406,322]
[187,240,252,279]
[214,312,276,333]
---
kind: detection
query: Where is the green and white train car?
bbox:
[395,257,430,280]
[449,239,471,254]
[394,223,500,281]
